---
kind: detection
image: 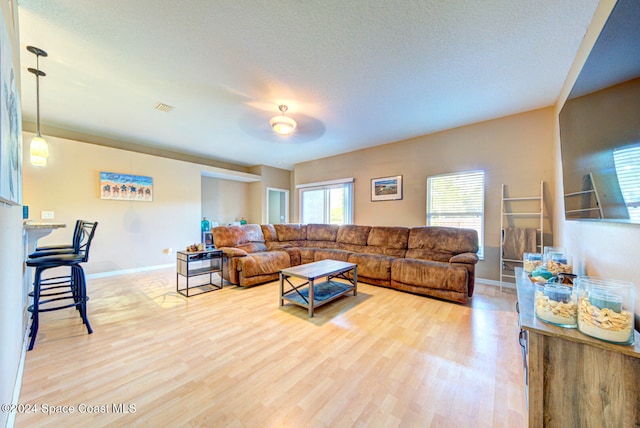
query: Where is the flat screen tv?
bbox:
[559,0,640,223]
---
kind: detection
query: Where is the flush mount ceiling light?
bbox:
[27,45,49,167]
[270,105,297,135]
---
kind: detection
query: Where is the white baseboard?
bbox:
[7,332,29,428]
[476,277,516,290]
[86,263,174,279]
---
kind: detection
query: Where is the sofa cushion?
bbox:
[307,223,339,241]
[367,226,409,249]
[241,224,266,242]
[212,224,266,248]
[237,242,268,253]
[306,240,337,249]
[260,224,278,242]
[405,249,452,263]
[348,253,394,280]
[212,226,245,248]
[313,248,353,262]
[361,246,406,258]
[337,225,371,245]
[408,227,478,254]
[299,247,316,264]
[391,258,468,294]
[237,251,290,277]
[362,226,409,257]
[280,247,302,266]
[275,224,307,241]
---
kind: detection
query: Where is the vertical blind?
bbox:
[427,170,484,258]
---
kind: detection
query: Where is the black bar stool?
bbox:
[26,221,98,350]
[29,219,82,258]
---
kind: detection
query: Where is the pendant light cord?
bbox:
[26,46,48,139]
[35,53,41,137]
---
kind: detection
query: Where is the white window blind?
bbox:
[427,170,484,259]
[613,143,640,221]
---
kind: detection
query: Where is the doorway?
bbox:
[267,187,289,224]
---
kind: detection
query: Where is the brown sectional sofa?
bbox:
[211,223,479,304]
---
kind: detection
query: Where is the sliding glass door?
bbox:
[299,180,353,225]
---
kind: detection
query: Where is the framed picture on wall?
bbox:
[0,13,23,206]
[371,175,402,201]
[100,172,153,201]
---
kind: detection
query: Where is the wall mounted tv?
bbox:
[559,0,640,223]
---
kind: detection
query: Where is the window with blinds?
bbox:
[297,178,354,225]
[613,143,640,221]
[427,170,484,259]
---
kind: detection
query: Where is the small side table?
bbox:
[176,249,223,297]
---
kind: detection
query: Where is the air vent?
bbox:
[155,102,174,112]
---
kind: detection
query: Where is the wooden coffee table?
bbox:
[279,259,357,317]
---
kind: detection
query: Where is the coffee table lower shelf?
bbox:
[279,260,357,317]
[282,280,354,309]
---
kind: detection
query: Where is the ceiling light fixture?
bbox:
[270,105,297,135]
[27,45,49,167]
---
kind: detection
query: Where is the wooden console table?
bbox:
[515,267,640,427]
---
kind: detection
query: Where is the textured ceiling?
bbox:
[17,0,599,170]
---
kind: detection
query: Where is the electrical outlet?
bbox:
[41,210,54,220]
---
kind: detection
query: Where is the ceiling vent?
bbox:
[154,102,173,112]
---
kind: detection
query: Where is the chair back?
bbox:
[70,219,83,243]
[73,221,99,262]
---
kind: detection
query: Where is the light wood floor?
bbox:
[16,268,526,427]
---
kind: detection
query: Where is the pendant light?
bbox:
[27,46,49,167]
[270,105,297,135]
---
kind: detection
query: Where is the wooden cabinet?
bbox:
[515,268,640,427]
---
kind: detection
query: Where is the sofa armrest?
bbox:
[219,247,248,258]
[450,252,478,264]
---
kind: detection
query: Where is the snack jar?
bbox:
[575,277,635,345]
[535,282,577,328]
[543,246,573,276]
[523,252,543,273]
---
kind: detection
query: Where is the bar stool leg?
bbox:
[72,265,81,309]
[74,265,93,334]
[28,267,43,351]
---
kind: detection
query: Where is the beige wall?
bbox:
[1,2,24,426]
[294,107,556,281]
[248,164,292,224]
[201,177,251,225]
[554,0,640,323]
[260,165,291,223]
[23,133,291,275]
[249,165,263,225]
[23,132,205,274]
